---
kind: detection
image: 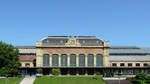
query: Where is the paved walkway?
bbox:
[20,76,35,84]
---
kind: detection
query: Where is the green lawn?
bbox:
[0,77,23,84]
[34,76,106,84]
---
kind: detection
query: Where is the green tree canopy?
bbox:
[0,41,20,77]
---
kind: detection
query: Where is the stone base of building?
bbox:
[20,67,150,76]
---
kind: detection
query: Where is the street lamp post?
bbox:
[118,71,122,84]
[5,76,8,84]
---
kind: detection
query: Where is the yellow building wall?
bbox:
[20,61,34,67]
[36,41,110,67]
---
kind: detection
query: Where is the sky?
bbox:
[0,0,150,47]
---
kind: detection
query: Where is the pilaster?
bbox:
[85,54,88,67]
[59,54,61,67]
[50,54,52,66]
[94,54,96,67]
[36,48,43,67]
[103,48,110,67]
[76,54,79,67]
[67,54,70,67]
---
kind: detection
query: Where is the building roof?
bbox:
[18,48,36,53]
[109,47,150,62]
[110,46,140,49]
[40,36,104,46]
[16,46,36,49]
[109,55,150,62]
[109,48,150,54]
[19,56,36,61]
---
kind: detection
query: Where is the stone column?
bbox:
[76,69,79,76]
[85,69,88,76]
[67,70,70,76]
[94,68,96,75]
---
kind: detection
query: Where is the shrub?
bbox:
[93,75,101,80]
[145,80,150,84]
[17,75,23,78]
[96,72,101,75]
[126,77,135,81]
[135,72,148,80]
[110,71,114,77]
[102,70,114,77]
[36,68,43,74]
[146,76,150,80]
[130,80,142,84]
[52,68,60,76]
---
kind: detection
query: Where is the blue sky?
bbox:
[0,0,150,47]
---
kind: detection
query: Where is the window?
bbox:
[60,40,63,43]
[25,63,30,67]
[79,54,85,66]
[46,40,49,43]
[83,40,85,43]
[70,54,76,66]
[112,63,117,66]
[128,63,132,67]
[96,54,103,66]
[120,63,124,66]
[87,54,94,66]
[43,54,50,66]
[61,54,67,66]
[96,41,99,43]
[136,63,140,67]
[52,54,59,66]
[144,63,148,66]
[71,40,75,45]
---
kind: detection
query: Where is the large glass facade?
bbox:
[87,54,94,66]
[43,54,50,66]
[52,54,59,66]
[70,54,76,66]
[61,54,67,66]
[96,54,103,66]
[79,54,85,66]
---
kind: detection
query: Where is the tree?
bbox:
[52,68,60,76]
[0,41,20,77]
[135,72,148,84]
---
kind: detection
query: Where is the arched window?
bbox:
[25,63,30,67]
[96,54,103,66]
[70,54,76,66]
[128,63,132,67]
[79,54,85,66]
[61,54,67,66]
[87,54,94,66]
[136,63,140,67]
[112,63,117,67]
[144,63,148,66]
[52,54,59,66]
[43,54,50,66]
[120,63,125,66]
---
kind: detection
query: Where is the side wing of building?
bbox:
[109,47,150,67]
